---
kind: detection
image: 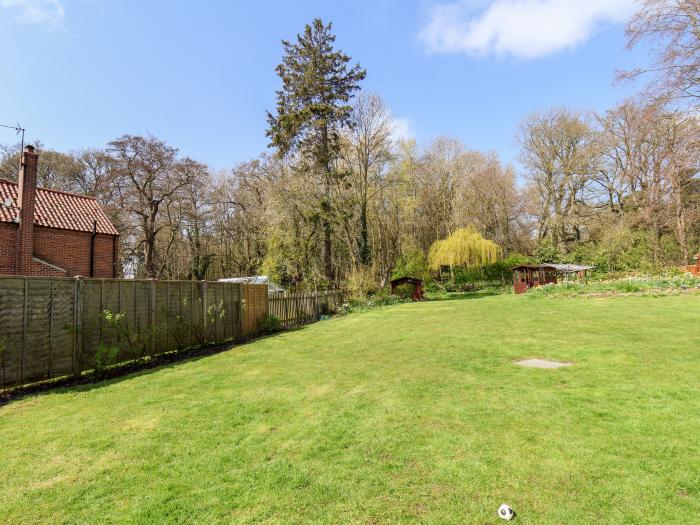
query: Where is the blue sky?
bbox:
[0,0,649,171]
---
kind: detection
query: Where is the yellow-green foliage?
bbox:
[346,267,380,299]
[428,227,501,271]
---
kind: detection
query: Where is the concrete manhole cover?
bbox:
[515,358,573,369]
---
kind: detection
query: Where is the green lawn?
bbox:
[1,293,699,524]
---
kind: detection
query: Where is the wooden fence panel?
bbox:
[0,278,342,389]
[154,281,169,354]
[100,280,120,357]
[241,284,269,336]
[191,281,204,345]
[50,279,76,379]
[180,281,195,349]
[210,282,225,343]
[24,279,52,384]
[134,281,148,356]
[116,281,134,360]
[267,291,343,328]
[166,281,182,350]
[0,278,25,386]
[0,277,246,389]
[222,283,237,341]
[80,279,102,371]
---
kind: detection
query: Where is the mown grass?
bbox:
[1,294,699,524]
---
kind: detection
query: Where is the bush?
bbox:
[425,280,447,293]
[427,253,531,293]
[261,314,281,335]
[94,344,120,370]
[391,249,430,282]
[526,274,700,298]
[533,241,562,264]
[319,299,332,316]
[346,267,380,300]
[394,283,415,299]
[337,290,410,315]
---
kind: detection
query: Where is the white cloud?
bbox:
[420,0,637,59]
[0,0,65,26]
[390,117,415,142]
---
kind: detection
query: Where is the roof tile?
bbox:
[0,179,119,236]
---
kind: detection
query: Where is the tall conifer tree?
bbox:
[267,18,366,282]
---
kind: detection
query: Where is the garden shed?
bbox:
[390,276,424,301]
[680,253,700,275]
[512,263,594,294]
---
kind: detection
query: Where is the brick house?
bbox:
[0,145,119,277]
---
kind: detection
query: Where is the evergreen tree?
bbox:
[267,18,366,282]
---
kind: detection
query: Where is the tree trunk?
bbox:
[321,126,334,282]
[675,189,689,264]
[358,200,370,266]
[323,221,333,281]
[144,236,156,278]
[144,215,156,278]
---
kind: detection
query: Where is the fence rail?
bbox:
[268,290,343,327]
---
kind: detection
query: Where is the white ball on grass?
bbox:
[498,503,515,521]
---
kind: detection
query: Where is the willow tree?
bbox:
[428,227,501,279]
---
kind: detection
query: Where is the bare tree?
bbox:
[518,108,598,253]
[623,1,700,104]
[178,159,214,280]
[345,93,394,266]
[457,152,525,254]
[107,135,195,278]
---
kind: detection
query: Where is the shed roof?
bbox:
[548,263,595,272]
[390,276,423,285]
[0,179,119,235]
[219,276,285,293]
[512,263,594,272]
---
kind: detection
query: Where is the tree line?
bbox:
[1,3,698,289]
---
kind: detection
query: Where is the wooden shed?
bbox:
[390,276,424,301]
[680,253,700,276]
[512,264,593,294]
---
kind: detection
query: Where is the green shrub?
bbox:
[261,314,281,335]
[533,241,562,264]
[94,344,120,370]
[425,280,447,293]
[429,253,532,292]
[337,291,409,315]
[346,267,380,300]
[394,283,415,299]
[391,249,430,282]
[319,299,332,316]
[526,274,700,298]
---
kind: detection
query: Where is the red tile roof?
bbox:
[0,179,119,236]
